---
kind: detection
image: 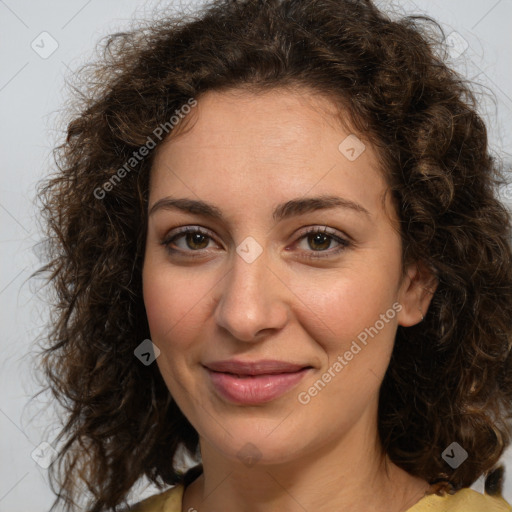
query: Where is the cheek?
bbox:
[288,261,401,403]
[142,274,179,341]
[142,261,204,399]
[296,279,399,420]
[142,259,210,344]
[292,267,400,349]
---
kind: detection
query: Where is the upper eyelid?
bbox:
[167,226,219,241]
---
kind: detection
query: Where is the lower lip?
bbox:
[206,368,311,405]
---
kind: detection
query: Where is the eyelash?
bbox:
[161,226,351,260]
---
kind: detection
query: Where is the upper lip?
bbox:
[204,359,311,375]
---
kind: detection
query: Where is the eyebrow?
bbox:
[149,195,371,222]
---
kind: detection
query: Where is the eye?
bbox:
[161,225,351,260]
[161,226,219,256]
[294,226,351,259]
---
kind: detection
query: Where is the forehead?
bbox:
[149,88,396,226]
[157,87,353,159]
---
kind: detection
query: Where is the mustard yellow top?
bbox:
[129,483,512,511]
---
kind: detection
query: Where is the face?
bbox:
[142,88,433,466]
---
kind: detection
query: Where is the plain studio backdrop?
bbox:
[1,0,511,510]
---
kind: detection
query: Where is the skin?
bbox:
[142,87,438,512]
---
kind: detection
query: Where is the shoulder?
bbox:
[128,484,184,512]
[408,488,512,512]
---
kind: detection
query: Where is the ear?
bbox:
[396,261,438,327]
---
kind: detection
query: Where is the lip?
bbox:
[203,359,312,405]
[204,359,309,375]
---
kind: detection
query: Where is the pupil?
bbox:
[310,233,329,250]
[188,233,208,249]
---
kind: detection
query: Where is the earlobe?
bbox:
[397,261,438,327]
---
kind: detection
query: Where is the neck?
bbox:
[182,406,430,512]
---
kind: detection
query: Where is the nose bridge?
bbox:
[214,241,288,341]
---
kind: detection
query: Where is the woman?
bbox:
[35,0,512,511]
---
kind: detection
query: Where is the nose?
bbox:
[213,247,290,342]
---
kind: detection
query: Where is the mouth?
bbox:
[204,359,312,375]
[203,360,313,405]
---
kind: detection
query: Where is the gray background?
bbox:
[1,0,511,510]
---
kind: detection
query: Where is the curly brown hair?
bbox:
[33,0,512,510]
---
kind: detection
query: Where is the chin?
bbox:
[197,414,315,466]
